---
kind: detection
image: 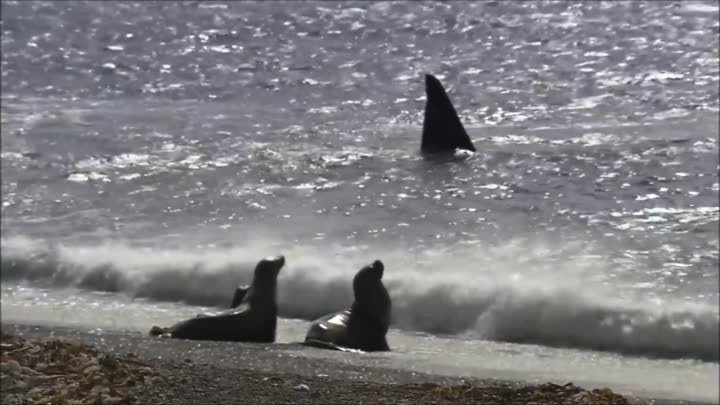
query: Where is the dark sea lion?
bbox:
[230,285,249,308]
[304,260,391,352]
[421,74,477,155]
[149,255,284,343]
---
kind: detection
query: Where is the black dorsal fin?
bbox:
[421,74,476,154]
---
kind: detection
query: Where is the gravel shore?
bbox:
[1,323,697,405]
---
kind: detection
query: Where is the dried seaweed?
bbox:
[1,333,156,405]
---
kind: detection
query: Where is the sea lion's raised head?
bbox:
[368,259,384,279]
[353,259,386,301]
[253,255,285,284]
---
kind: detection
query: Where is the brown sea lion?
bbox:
[304,260,391,352]
[149,255,284,343]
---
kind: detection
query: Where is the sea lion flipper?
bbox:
[195,312,215,318]
[149,325,168,336]
[303,339,367,353]
[303,339,344,351]
[230,285,250,308]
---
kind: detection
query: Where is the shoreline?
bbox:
[1,322,704,405]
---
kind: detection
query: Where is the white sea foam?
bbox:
[1,236,717,362]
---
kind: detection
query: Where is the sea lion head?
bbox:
[242,255,285,304]
[352,260,387,304]
[251,255,285,288]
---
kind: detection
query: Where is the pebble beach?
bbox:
[2,323,699,405]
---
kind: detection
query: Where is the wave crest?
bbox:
[1,236,717,362]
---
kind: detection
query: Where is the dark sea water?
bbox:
[1,1,719,400]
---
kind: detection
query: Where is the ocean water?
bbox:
[1,1,718,401]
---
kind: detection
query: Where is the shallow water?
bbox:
[1,0,719,401]
[2,289,718,403]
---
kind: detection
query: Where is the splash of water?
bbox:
[1,236,717,362]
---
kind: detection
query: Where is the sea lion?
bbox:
[421,74,477,155]
[304,260,391,352]
[149,255,284,343]
[230,285,249,308]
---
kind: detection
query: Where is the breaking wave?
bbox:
[1,236,717,362]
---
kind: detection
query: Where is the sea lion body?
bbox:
[230,285,249,308]
[304,260,391,352]
[149,255,284,343]
[304,310,353,350]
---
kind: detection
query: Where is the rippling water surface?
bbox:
[1,1,719,401]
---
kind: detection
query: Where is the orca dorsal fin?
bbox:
[421,74,476,154]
